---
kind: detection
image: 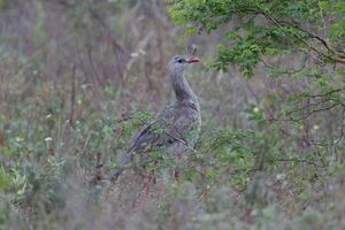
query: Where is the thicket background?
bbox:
[0,0,344,229]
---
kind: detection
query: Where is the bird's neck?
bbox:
[170,71,199,106]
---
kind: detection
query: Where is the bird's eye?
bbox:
[177,59,184,63]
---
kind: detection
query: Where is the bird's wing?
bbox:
[111,106,200,181]
[127,120,160,153]
[112,119,163,180]
[164,108,200,147]
[126,105,176,153]
[129,105,200,152]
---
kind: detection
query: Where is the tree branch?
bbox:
[260,11,345,65]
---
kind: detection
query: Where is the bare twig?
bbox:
[273,158,321,167]
[69,64,76,127]
[261,54,309,76]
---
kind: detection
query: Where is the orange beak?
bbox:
[186,57,200,63]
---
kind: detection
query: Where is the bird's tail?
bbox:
[110,152,134,181]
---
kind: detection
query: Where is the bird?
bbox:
[111,54,201,181]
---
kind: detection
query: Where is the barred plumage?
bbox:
[111,55,201,180]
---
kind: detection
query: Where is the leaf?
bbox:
[0,167,11,191]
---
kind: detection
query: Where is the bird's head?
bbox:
[168,55,200,75]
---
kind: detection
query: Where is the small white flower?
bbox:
[15,137,24,142]
[276,173,286,180]
[313,125,320,130]
[81,84,90,90]
[44,137,53,142]
[46,114,52,119]
[253,107,260,113]
[130,52,139,58]
[139,49,146,55]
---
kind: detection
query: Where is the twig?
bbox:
[69,64,76,127]
[261,54,309,76]
[307,88,345,99]
[259,11,345,64]
[274,158,320,167]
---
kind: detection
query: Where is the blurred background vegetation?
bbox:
[0,0,344,229]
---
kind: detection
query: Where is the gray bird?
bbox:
[111,55,201,180]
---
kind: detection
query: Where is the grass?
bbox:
[1,74,344,229]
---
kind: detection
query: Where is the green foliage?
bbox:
[32,1,47,46]
[0,0,6,11]
[0,167,11,191]
[170,0,345,77]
